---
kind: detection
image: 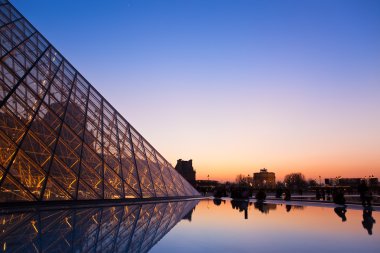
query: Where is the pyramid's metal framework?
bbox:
[0,0,199,202]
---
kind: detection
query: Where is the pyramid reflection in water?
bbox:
[0,0,199,202]
[0,200,199,252]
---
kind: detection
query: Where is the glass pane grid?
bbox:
[0,2,199,203]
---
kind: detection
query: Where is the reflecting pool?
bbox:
[0,200,198,252]
[152,199,379,253]
[0,199,378,252]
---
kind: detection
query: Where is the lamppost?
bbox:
[207,174,210,194]
[247,174,253,197]
[368,175,374,186]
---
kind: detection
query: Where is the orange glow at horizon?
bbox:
[191,160,380,182]
[167,140,380,182]
[150,101,380,183]
[149,86,380,183]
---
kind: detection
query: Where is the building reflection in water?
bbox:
[0,200,198,252]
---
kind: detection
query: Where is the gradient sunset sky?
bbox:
[12,0,380,181]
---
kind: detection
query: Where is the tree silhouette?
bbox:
[284,173,307,191]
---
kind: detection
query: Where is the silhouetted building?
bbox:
[196,180,219,187]
[253,168,276,188]
[175,159,196,186]
[368,177,379,186]
[325,177,379,187]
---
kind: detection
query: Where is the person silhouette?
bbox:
[358,180,371,206]
[362,207,376,235]
[333,189,346,205]
[316,189,321,200]
[334,207,347,222]
[286,205,292,212]
[283,188,291,201]
[321,189,326,200]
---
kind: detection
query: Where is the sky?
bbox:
[11,0,380,182]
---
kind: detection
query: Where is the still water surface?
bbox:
[152,199,379,253]
[0,199,378,252]
[0,200,198,252]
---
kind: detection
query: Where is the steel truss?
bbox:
[0,0,199,202]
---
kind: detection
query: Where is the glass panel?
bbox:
[79,163,103,198]
[0,130,17,169]
[0,173,34,202]
[59,124,82,156]
[31,114,58,150]
[42,177,71,201]
[117,124,141,197]
[64,100,86,134]
[143,147,167,197]
[123,181,140,198]
[77,179,99,200]
[81,145,102,175]
[104,177,121,199]
[103,148,121,178]
[0,64,16,97]
[36,102,61,135]
[47,158,76,198]
[8,151,45,199]
[134,148,155,198]
[54,138,79,174]
[169,167,186,196]
[0,106,26,143]
[19,131,51,170]
[104,164,122,198]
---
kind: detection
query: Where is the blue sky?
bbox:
[11,0,380,180]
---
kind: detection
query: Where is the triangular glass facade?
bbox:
[0,0,199,202]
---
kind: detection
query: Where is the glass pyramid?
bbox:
[0,0,199,202]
